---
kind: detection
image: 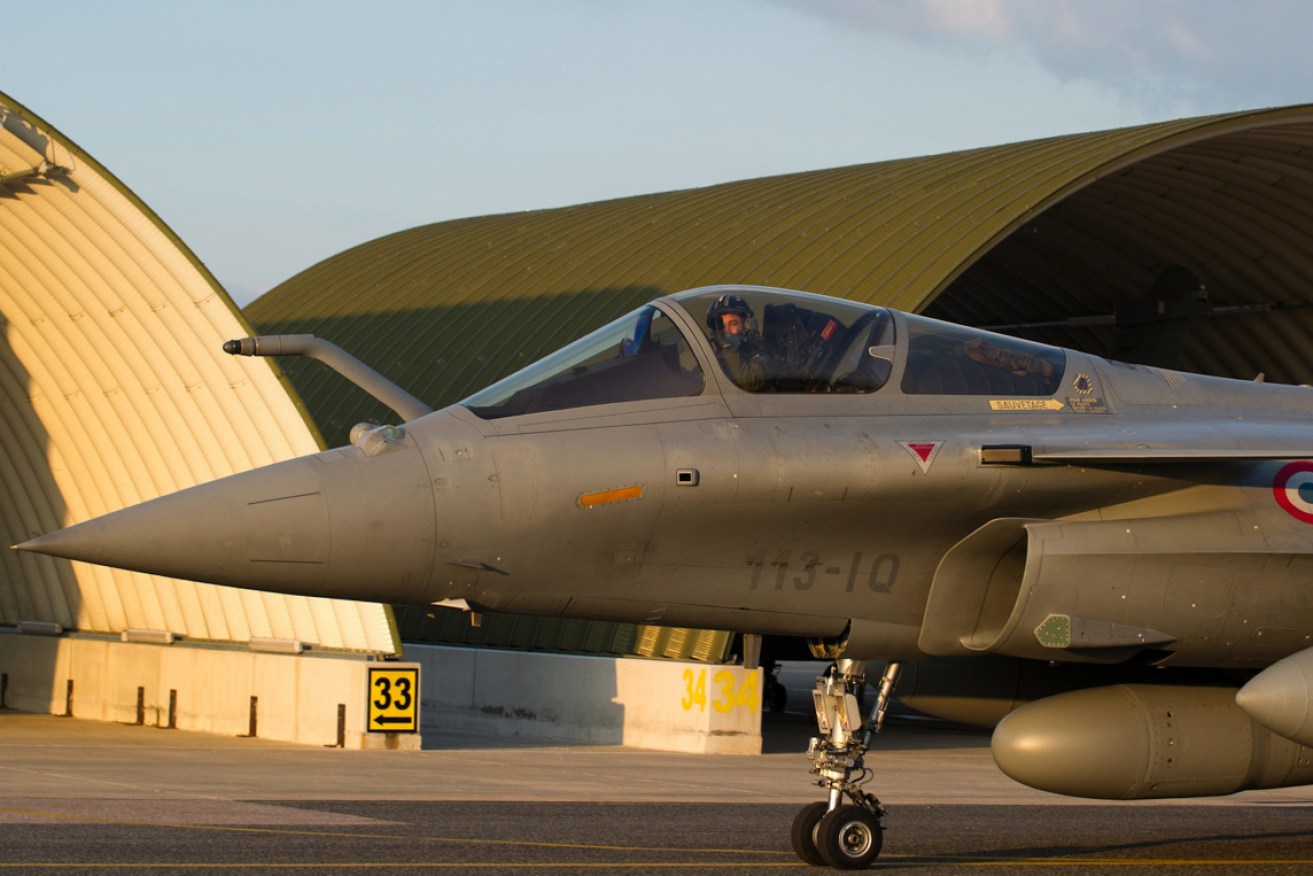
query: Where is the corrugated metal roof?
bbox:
[928,117,1313,384]
[0,91,398,654]
[248,104,1313,660]
[250,106,1313,444]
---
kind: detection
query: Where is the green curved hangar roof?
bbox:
[247,104,1313,662]
[250,104,1313,449]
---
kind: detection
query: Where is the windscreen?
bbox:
[462,305,704,419]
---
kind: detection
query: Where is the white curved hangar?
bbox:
[0,91,397,656]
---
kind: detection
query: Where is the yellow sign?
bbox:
[989,398,1065,412]
[367,665,419,733]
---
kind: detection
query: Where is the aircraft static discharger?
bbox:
[18,285,1313,869]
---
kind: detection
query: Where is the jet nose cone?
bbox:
[18,455,331,590]
[17,438,437,602]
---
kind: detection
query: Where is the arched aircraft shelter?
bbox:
[252,105,1313,442]
[0,92,399,747]
[250,105,1313,674]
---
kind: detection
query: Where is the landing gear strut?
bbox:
[790,659,902,870]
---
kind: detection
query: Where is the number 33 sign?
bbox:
[367,665,420,733]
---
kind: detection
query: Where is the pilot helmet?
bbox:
[706,293,756,334]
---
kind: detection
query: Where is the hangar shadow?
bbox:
[0,312,76,710]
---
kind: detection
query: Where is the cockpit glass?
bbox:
[899,313,1065,395]
[462,305,705,419]
[675,288,895,394]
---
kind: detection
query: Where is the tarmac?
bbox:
[1,663,1312,873]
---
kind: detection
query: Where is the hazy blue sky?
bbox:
[5,1,1311,304]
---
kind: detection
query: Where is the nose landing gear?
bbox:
[790,659,902,870]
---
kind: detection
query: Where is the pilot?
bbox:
[706,294,767,390]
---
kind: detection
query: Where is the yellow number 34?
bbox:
[680,668,760,714]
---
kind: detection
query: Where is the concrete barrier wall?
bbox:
[0,631,413,749]
[409,644,762,754]
[0,632,761,754]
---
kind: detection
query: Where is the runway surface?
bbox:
[2,677,1312,874]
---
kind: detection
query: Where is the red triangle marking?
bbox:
[906,443,937,463]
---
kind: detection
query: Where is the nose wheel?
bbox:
[815,804,883,869]
[790,659,901,870]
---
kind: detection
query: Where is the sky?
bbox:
[4,0,1312,306]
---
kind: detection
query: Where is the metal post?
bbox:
[742,633,763,670]
[244,695,258,738]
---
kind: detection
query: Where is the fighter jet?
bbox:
[18,285,1313,869]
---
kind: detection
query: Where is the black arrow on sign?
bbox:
[372,716,414,727]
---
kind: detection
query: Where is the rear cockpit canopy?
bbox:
[461,286,1067,419]
[899,312,1065,397]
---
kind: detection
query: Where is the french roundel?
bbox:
[1273,461,1313,523]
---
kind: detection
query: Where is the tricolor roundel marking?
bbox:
[1273,461,1313,523]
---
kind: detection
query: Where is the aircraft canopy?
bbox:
[462,286,1070,419]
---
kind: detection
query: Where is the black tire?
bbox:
[816,804,883,870]
[789,801,829,866]
[765,678,787,713]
